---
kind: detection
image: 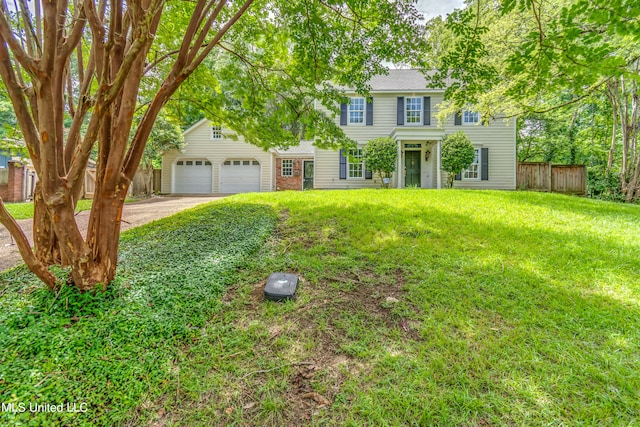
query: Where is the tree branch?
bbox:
[0,198,59,290]
[0,3,39,76]
[0,36,41,173]
[185,0,255,75]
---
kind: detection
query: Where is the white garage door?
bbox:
[220,160,261,193]
[174,159,212,194]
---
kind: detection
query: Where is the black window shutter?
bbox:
[340,103,348,126]
[339,149,347,179]
[454,111,462,126]
[455,172,461,180]
[481,148,489,180]
[366,97,373,126]
[397,97,404,126]
[423,96,431,126]
[365,169,372,179]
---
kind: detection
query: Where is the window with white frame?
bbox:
[463,111,479,125]
[281,159,293,177]
[349,98,365,125]
[463,149,480,179]
[405,97,422,125]
[348,148,365,179]
[211,124,222,139]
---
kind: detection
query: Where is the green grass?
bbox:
[153,190,640,426]
[0,200,276,426]
[1,189,639,426]
[3,199,94,220]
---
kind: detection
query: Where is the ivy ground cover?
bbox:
[0,200,276,426]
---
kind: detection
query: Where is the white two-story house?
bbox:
[161,69,516,194]
[314,69,516,190]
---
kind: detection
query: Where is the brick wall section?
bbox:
[0,162,25,202]
[276,158,306,191]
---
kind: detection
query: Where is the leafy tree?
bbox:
[441,131,475,188]
[136,114,184,196]
[427,0,640,201]
[0,1,426,291]
[363,137,398,188]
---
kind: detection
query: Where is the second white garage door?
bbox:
[220,160,261,193]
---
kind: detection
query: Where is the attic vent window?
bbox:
[211,124,222,139]
[264,273,299,302]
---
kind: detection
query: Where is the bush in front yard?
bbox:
[363,137,398,188]
[441,131,475,188]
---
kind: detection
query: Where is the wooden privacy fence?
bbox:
[130,169,162,195]
[83,168,161,198]
[83,168,96,198]
[517,162,586,195]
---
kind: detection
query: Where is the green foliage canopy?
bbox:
[149,0,427,151]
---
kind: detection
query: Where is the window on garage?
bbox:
[211,124,222,139]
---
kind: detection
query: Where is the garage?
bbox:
[174,159,212,193]
[220,159,261,193]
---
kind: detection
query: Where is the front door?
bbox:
[405,151,421,187]
[303,161,314,190]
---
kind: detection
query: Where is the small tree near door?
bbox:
[441,132,475,188]
[363,137,398,188]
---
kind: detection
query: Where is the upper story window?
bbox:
[405,97,422,125]
[463,149,480,179]
[463,111,479,125]
[211,124,222,139]
[349,98,365,125]
[281,159,293,177]
[348,148,364,179]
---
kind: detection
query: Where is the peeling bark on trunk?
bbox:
[0,0,256,291]
[32,183,62,266]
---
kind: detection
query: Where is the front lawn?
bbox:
[3,199,94,220]
[159,190,640,425]
[1,190,639,426]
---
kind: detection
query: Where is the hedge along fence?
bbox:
[517,162,586,195]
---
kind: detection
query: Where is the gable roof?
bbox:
[343,69,450,93]
[183,118,210,137]
[272,140,315,156]
[369,69,429,91]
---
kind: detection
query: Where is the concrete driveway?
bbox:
[0,196,224,272]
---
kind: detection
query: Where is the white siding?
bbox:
[315,94,399,189]
[314,149,381,189]
[443,113,516,190]
[314,92,516,190]
[161,120,273,194]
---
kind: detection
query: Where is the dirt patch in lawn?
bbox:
[147,211,421,426]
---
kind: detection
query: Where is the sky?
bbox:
[416,0,466,20]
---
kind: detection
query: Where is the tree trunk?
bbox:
[32,183,62,266]
[83,177,130,288]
